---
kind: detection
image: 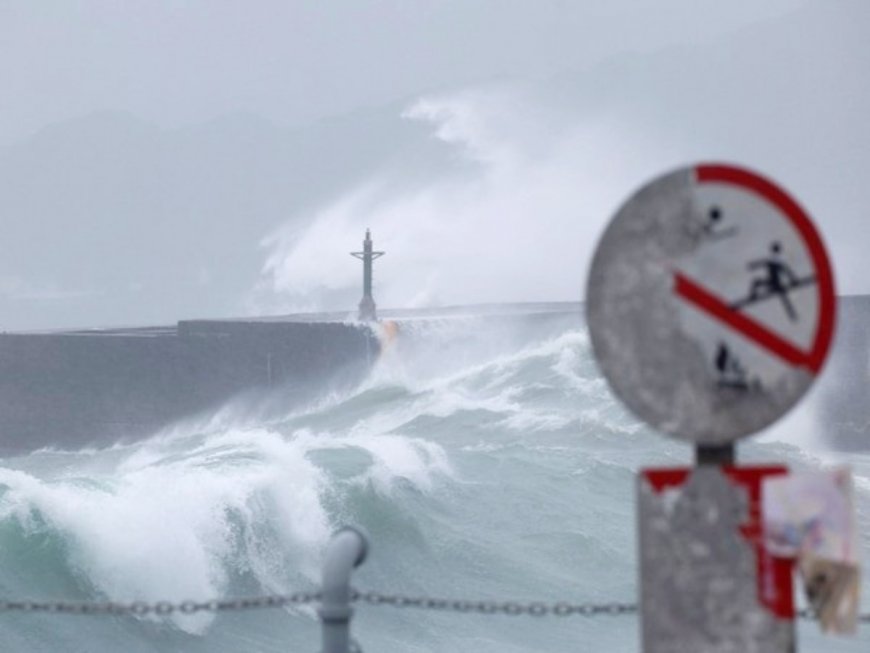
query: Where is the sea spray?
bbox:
[0,317,866,652]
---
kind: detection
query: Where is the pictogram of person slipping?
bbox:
[714,341,748,390]
[713,341,760,391]
[730,241,816,322]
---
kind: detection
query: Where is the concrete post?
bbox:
[319,527,369,653]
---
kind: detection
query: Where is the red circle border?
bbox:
[695,163,836,375]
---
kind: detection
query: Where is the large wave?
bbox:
[0,316,867,652]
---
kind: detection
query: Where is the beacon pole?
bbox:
[351,229,385,322]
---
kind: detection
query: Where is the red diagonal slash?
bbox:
[673,272,821,374]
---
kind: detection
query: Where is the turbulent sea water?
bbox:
[0,314,868,652]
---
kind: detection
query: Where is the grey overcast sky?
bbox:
[0,0,810,144]
[1,1,868,329]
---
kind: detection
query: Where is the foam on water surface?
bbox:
[0,314,867,652]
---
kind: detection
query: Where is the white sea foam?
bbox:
[0,422,449,634]
[0,320,866,653]
[0,427,338,632]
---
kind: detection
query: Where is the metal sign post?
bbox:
[586,163,837,652]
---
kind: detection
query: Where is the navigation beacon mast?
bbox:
[350,229,385,322]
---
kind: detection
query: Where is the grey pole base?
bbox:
[695,444,735,466]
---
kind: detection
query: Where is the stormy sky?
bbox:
[0,1,868,329]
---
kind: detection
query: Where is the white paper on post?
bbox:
[763,467,860,634]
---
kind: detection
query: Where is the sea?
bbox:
[0,310,867,652]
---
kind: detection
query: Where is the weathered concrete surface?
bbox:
[0,318,377,454]
[638,467,795,653]
[816,295,870,451]
[586,166,824,446]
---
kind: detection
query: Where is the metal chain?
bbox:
[0,592,321,615]
[1,590,869,622]
[351,591,636,617]
[796,608,870,623]
[353,592,870,623]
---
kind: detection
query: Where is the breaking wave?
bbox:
[0,313,867,652]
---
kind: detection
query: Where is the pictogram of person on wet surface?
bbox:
[731,241,816,322]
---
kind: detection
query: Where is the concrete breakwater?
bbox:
[0,318,378,454]
[0,295,863,456]
[0,303,583,455]
[816,295,870,451]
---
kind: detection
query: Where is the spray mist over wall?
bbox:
[253,87,680,315]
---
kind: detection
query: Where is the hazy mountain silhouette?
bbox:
[0,105,453,330]
[0,1,865,330]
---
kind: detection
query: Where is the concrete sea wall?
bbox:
[816,296,870,451]
[0,296,864,455]
[0,320,378,454]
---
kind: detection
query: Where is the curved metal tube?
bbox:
[319,527,368,653]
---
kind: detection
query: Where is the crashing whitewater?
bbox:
[0,316,868,652]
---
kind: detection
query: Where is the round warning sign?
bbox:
[586,163,836,444]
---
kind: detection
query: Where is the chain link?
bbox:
[0,592,321,615]
[1,590,869,622]
[353,592,870,623]
[796,608,870,623]
[351,591,636,617]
